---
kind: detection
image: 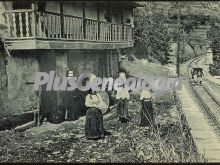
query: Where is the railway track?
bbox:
[188,57,220,130]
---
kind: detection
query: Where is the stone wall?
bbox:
[0,49,9,118]
[6,50,39,116]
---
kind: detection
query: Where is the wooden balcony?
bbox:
[4,10,134,50]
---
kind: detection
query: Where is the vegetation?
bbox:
[207,24,220,75]
[207,24,220,61]
[133,2,220,64]
[133,4,172,64]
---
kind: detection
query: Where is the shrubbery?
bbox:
[133,5,172,65]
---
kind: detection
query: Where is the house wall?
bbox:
[67,49,117,77]
[65,49,100,118]
[44,1,131,25]
[99,7,106,22]
[63,2,83,17]
[0,50,8,118]
[6,50,39,116]
[1,1,12,10]
[109,50,119,78]
[0,1,12,28]
[45,2,98,20]
[37,49,119,123]
[112,10,122,24]
[66,49,119,78]
[123,9,133,24]
[1,47,119,121]
[45,1,60,14]
[0,1,131,123]
[84,2,97,20]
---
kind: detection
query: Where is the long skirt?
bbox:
[140,100,154,127]
[85,108,105,139]
[117,99,129,122]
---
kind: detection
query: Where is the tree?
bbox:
[133,3,172,64]
[134,1,220,64]
[207,24,220,61]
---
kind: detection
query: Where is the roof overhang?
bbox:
[98,1,143,9]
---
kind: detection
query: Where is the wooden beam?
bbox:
[14,121,36,132]
[5,39,134,50]
[121,11,124,40]
[82,2,86,39]
[31,2,36,36]
[97,2,100,40]
[0,109,37,131]
[60,2,64,38]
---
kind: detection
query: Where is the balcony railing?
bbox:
[4,10,134,42]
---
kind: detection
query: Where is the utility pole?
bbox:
[176,2,181,77]
[182,25,185,62]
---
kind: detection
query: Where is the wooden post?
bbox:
[109,50,113,77]
[82,2,86,39]
[121,10,124,41]
[60,2,64,38]
[111,24,113,41]
[97,2,100,40]
[132,10,134,41]
[31,3,36,37]
[12,13,17,37]
[176,2,181,77]
[25,12,30,37]
[18,13,23,37]
[182,26,185,63]
[5,13,11,37]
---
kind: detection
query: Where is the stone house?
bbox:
[0,1,137,126]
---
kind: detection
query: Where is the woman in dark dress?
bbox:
[85,89,108,140]
[115,72,130,123]
[139,89,155,127]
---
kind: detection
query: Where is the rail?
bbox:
[188,57,220,130]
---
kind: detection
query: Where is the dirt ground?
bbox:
[0,91,202,163]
